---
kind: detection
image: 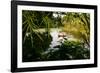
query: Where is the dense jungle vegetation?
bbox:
[22,10,90,62]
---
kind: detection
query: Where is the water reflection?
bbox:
[42,29,68,54]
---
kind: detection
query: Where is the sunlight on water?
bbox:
[42,28,78,54]
[50,30,61,48]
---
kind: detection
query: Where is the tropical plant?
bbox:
[22,10,54,45]
[22,32,52,62]
[62,12,90,48]
[22,10,53,62]
[22,11,90,62]
[43,40,90,60]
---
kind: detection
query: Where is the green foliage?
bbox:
[44,40,90,60]
[22,10,54,62]
[22,10,90,62]
[22,10,54,44]
[62,12,90,47]
[23,32,52,62]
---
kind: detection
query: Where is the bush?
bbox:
[22,32,52,62]
[45,40,90,60]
